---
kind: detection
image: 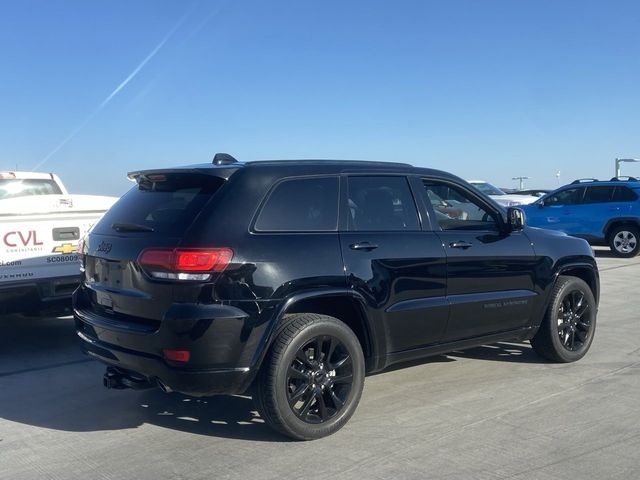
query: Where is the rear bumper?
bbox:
[78,328,252,395]
[73,287,266,396]
[0,275,79,313]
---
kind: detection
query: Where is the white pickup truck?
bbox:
[0,171,117,314]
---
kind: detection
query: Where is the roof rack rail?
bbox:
[610,176,639,182]
[571,178,599,184]
[212,153,238,165]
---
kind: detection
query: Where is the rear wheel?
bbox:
[608,225,640,258]
[530,276,596,363]
[254,313,365,440]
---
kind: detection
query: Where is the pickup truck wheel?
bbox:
[254,313,365,440]
[530,276,596,363]
[608,225,640,257]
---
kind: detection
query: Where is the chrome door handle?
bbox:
[349,242,379,251]
[450,241,473,249]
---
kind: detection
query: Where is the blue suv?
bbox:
[522,177,640,257]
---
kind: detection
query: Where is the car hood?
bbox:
[489,194,539,206]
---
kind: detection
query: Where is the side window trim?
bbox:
[338,175,350,232]
[408,175,431,231]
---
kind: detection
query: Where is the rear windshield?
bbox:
[0,179,63,199]
[92,173,225,235]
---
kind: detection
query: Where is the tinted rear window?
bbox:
[0,179,62,199]
[582,186,614,203]
[255,176,339,232]
[93,173,225,235]
[613,186,638,202]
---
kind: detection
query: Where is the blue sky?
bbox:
[1,0,639,195]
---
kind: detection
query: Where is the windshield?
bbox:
[470,182,505,196]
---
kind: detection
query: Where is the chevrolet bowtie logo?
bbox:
[52,243,78,254]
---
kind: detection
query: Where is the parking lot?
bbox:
[1,248,639,480]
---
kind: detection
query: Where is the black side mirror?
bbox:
[507,207,525,231]
[537,200,545,208]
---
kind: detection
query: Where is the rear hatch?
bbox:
[79,170,229,329]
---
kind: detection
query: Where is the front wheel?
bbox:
[608,225,640,258]
[531,276,597,363]
[254,313,365,440]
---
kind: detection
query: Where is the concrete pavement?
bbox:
[1,248,639,480]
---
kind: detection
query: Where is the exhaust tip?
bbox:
[103,367,152,390]
[156,379,173,393]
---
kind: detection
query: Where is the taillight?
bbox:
[163,349,191,363]
[77,237,87,272]
[175,250,233,271]
[77,237,86,256]
[138,248,233,281]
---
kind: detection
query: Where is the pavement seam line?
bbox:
[0,359,93,378]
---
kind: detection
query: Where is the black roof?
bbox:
[245,159,412,168]
[128,158,459,183]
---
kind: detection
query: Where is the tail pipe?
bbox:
[103,367,154,390]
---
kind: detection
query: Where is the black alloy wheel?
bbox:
[254,313,365,440]
[556,289,592,352]
[530,275,597,363]
[286,335,353,423]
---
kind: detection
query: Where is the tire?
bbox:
[608,225,640,258]
[530,276,597,363]
[254,313,365,440]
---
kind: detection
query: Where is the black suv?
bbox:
[74,155,599,440]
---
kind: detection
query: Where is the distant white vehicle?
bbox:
[0,171,118,314]
[467,180,539,206]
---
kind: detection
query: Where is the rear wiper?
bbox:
[111,223,155,232]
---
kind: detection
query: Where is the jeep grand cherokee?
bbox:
[74,154,599,440]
